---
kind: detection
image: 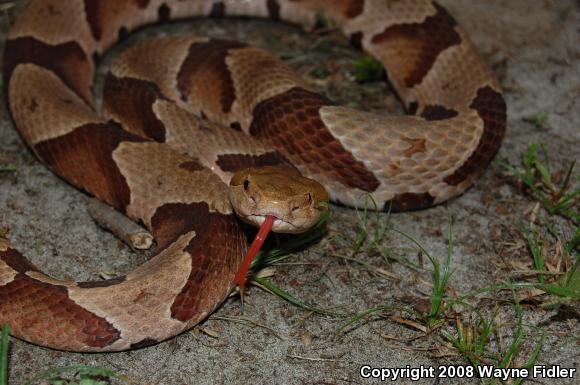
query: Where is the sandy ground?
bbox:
[0,1,578,384]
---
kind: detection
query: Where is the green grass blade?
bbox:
[513,331,545,385]
[251,276,338,316]
[448,282,538,305]
[390,228,434,262]
[521,225,545,284]
[557,160,576,198]
[523,144,537,180]
[0,325,9,385]
[524,331,545,368]
[556,190,579,211]
[562,259,580,293]
[352,204,369,255]
[425,222,454,325]
[536,144,553,190]
[535,163,553,191]
[506,143,579,221]
[539,283,580,298]
[337,305,398,335]
[567,226,580,255]
[499,293,525,369]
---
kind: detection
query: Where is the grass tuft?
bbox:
[498,295,545,385]
[519,223,580,299]
[427,222,454,328]
[504,143,579,223]
[351,196,391,257]
[337,220,455,333]
[442,297,545,385]
[441,310,494,367]
[391,222,454,328]
[520,225,546,284]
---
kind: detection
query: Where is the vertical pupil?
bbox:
[243,180,249,190]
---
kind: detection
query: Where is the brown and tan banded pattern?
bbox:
[2,0,505,351]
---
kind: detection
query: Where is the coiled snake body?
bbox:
[0,0,506,351]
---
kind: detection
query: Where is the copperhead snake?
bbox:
[0,0,506,352]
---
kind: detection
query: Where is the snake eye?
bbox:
[306,193,312,205]
[243,179,250,191]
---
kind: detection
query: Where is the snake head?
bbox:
[228,165,329,234]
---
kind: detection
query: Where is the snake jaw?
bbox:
[245,214,299,233]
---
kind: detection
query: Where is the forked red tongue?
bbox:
[234,215,276,296]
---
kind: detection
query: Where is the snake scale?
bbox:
[0,0,506,351]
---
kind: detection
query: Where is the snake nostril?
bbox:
[306,193,312,206]
[292,205,300,212]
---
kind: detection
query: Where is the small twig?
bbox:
[193,325,220,339]
[210,315,286,340]
[88,198,154,250]
[287,354,342,362]
[330,253,399,280]
[389,315,428,333]
[382,342,433,352]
